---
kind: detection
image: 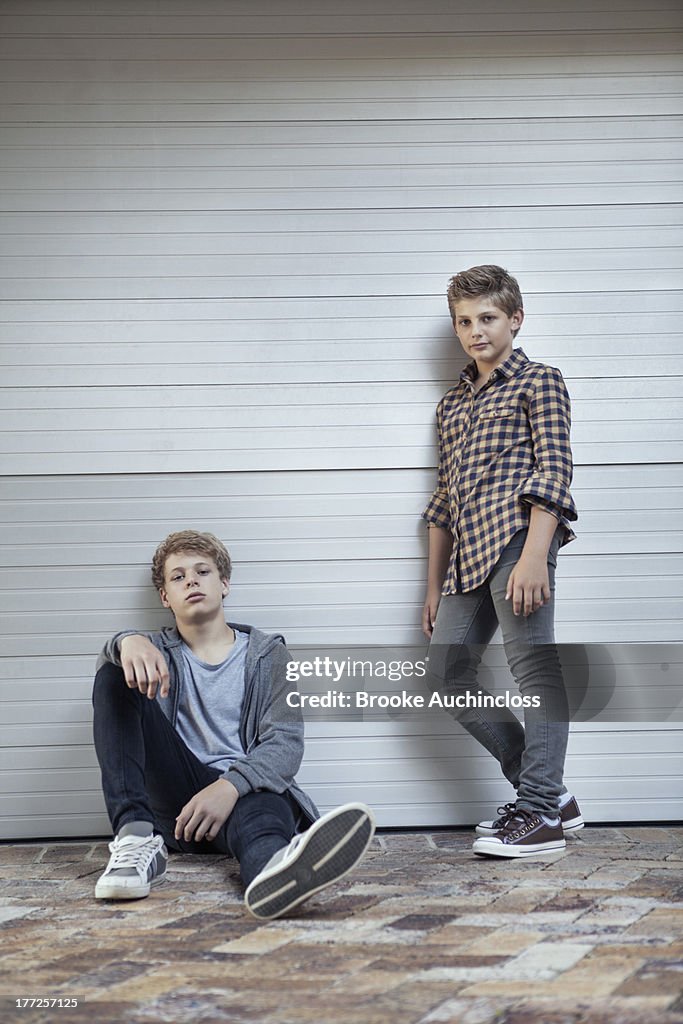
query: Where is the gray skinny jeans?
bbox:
[427,527,569,817]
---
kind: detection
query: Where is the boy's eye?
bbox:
[171,575,183,582]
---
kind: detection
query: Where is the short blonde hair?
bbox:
[447,264,524,337]
[151,530,232,590]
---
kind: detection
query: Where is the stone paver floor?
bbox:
[1,826,683,1024]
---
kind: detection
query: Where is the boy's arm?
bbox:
[423,525,453,638]
[509,366,578,617]
[422,397,452,530]
[520,365,577,524]
[422,398,454,636]
[224,641,305,799]
[97,630,170,699]
[506,504,558,617]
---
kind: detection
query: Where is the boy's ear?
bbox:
[511,308,524,330]
[221,578,230,599]
[159,587,171,609]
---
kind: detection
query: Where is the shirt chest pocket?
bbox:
[476,405,515,426]
[471,405,530,450]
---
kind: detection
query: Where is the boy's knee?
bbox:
[92,662,127,706]
[231,791,295,837]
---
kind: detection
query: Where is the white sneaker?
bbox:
[95,827,167,900]
[244,802,375,920]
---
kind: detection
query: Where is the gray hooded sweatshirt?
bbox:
[97,622,319,828]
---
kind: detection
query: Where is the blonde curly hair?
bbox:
[151,530,232,590]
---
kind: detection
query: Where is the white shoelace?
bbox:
[106,834,162,875]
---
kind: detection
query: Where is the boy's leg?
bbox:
[427,586,527,787]
[92,661,222,849]
[488,528,569,819]
[224,791,298,887]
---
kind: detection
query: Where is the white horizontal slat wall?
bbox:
[1,0,682,838]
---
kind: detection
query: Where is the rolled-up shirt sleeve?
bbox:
[519,365,578,523]
[422,397,454,530]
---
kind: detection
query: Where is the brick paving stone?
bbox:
[387,914,459,931]
[419,994,523,1023]
[212,926,302,954]
[532,950,659,999]
[331,967,420,996]
[559,866,647,889]
[531,891,597,913]
[366,979,471,1022]
[1,966,81,994]
[575,896,657,928]
[497,941,593,979]
[0,845,46,866]
[619,872,683,900]
[461,929,546,956]
[435,910,585,929]
[87,965,233,1003]
[0,879,62,895]
[38,844,96,864]
[487,888,549,913]
[132,989,245,1023]
[301,891,385,916]
[614,957,683,997]
[371,927,490,963]
[574,1004,683,1024]
[495,1008,583,1024]
[620,828,683,844]
[0,907,37,926]
[669,992,683,1015]
[623,907,683,939]
[436,993,682,1024]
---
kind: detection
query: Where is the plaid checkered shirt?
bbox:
[422,347,577,593]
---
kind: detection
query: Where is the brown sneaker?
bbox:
[472,807,565,858]
[559,795,584,834]
[475,801,517,837]
[476,795,584,837]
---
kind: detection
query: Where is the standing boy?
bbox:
[93,529,375,917]
[422,265,583,857]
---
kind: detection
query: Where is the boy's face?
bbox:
[158,549,229,624]
[452,296,524,372]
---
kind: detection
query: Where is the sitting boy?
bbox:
[422,265,583,857]
[92,529,375,918]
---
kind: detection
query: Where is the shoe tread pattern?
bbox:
[247,808,373,918]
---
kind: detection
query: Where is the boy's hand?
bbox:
[422,589,442,638]
[119,634,170,699]
[175,779,239,844]
[505,554,551,617]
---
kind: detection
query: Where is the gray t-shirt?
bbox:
[177,629,248,775]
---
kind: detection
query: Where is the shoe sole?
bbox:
[95,872,166,900]
[244,803,375,920]
[473,839,566,858]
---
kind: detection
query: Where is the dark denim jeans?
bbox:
[92,662,298,887]
[427,528,570,817]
